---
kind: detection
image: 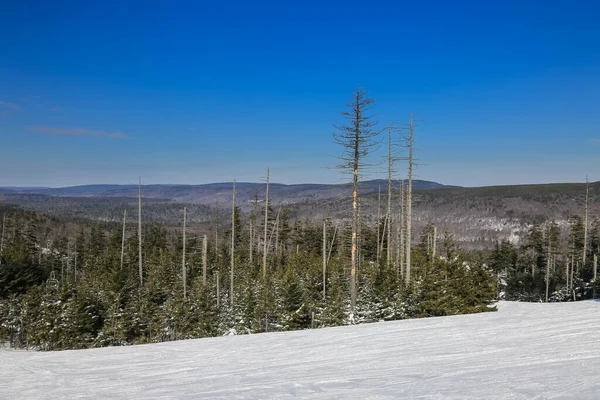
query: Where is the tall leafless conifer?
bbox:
[120,210,126,270]
[583,176,590,266]
[404,114,415,285]
[333,86,379,310]
[263,168,270,279]
[231,180,236,305]
[202,234,208,286]
[138,177,143,286]
[182,206,187,300]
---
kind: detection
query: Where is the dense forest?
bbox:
[0,201,498,350]
[0,195,598,351]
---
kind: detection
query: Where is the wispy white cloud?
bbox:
[0,101,20,111]
[25,125,129,139]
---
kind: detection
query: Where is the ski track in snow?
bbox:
[1,301,599,399]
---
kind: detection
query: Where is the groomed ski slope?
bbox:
[1,301,599,399]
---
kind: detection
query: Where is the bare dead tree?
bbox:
[67,240,71,281]
[202,234,208,286]
[396,180,405,278]
[357,201,363,283]
[262,167,270,279]
[274,206,281,255]
[594,253,598,298]
[231,179,236,305]
[386,130,394,270]
[327,223,338,266]
[323,220,327,300]
[379,214,389,262]
[74,251,77,281]
[376,185,381,265]
[432,225,437,260]
[333,86,380,310]
[138,177,143,286]
[545,242,551,302]
[249,222,254,264]
[215,199,219,258]
[216,271,220,308]
[0,213,5,261]
[120,210,126,270]
[570,254,575,295]
[572,260,576,301]
[182,206,187,300]
[267,207,281,250]
[583,176,590,266]
[566,258,570,293]
[404,113,415,285]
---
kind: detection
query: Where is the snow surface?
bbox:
[2,301,599,399]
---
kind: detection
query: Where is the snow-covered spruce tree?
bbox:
[183,281,219,338]
[316,261,349,327]
[0,294,23,348]
[415,230,496,317]
[278,269,311,331]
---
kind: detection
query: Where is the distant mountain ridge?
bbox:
[1,180,457,207]
[2,180,597,250]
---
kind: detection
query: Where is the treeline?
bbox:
[490,216,600,302]
[0,204,496,350]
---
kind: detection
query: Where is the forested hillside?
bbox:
[0,201,498,350]
[3,181,599,250]
[1,190,598,351]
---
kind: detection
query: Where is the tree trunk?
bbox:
[432,225,437,260]
[120,210,126,270]
[323,220,327,300]
[594,253,598,298]
[327,224,338,266]
[583,176,589,266]
[351,141,358,310]
[0,213,5,259]
[216,271,220,308]
[231,180,236,306]
[138,177,143,286]
[249,223,253,264]
[545,244,551,302]
[215,200,219,258]
[275,206,281,255]
[566,259,570,293]
[397,181,405,279]
[182,206,187,300]
[379,215,388,261]
[202,234,207,286]
[263,168,270,279]
[376,186,381,265]
[387,131,393,270]
[405,114,414,286]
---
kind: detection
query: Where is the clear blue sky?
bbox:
[1,0,599,187]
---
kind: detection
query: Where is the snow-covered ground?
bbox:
[2,301,599,399]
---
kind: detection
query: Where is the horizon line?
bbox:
[0,179,596,190]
